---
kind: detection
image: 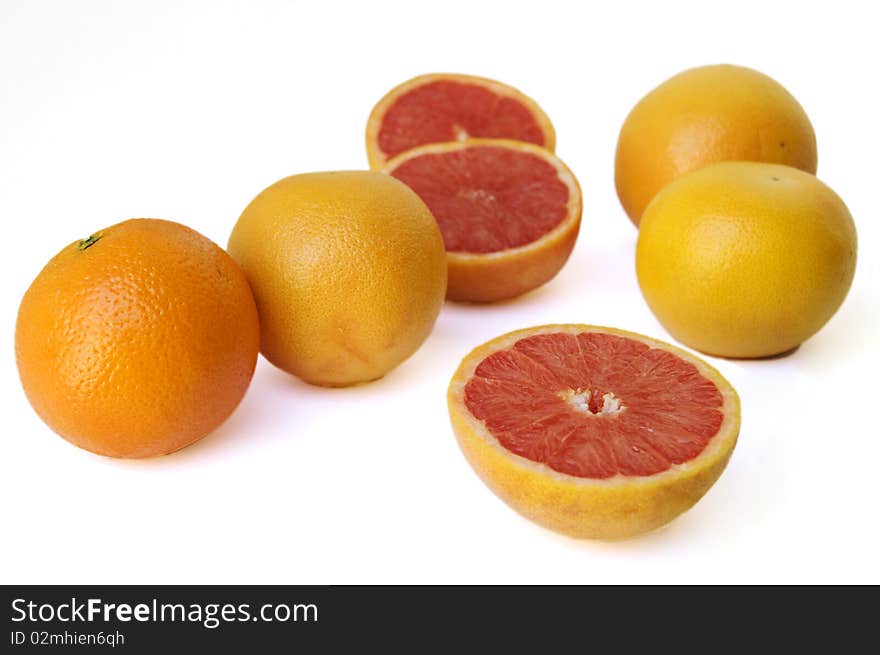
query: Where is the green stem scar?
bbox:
[77,233,103,251]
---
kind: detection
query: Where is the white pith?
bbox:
[559,389,625,416]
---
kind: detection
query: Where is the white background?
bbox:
[1,0,878,584]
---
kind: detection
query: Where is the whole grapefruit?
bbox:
[15,219,260,458]
[615,64,817,226]
[227,171,447,386]
[636,162,857,358]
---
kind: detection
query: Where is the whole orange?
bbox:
[615,64,817,226]
[227,171,447,387]
[15,219,260,458]
[636,162,857,358]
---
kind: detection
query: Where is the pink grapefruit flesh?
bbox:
[464,331,724,478]
[388,144,571,253]
[378,80,549,162]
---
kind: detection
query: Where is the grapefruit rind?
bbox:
[384,139,582,303]
[447,324,740,540]
[366,72,557,170]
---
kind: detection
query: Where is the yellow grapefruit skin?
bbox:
[636,162,857,359]
[228,171,447,387]
[448,325,740,540]
[615,64,817,226]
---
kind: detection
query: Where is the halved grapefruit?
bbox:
[448,325,740,540]
[384,139,582,302]
[366,73,556,170]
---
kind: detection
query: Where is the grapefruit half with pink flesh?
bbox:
[366,73,555,170]
[384,139,581,302]
[448,325,740,540]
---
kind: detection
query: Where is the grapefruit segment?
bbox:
[366,73,555,170]
[448,325,740,540]
[384,139,582,302]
